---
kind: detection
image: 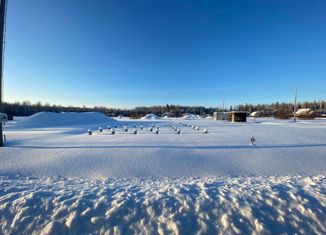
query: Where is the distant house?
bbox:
[228,111,247,122]
[213,112,228,121]
[250,111,260,117]
[296,109,316,119]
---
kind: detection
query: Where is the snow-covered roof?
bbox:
[250,111,260,117]
[296,108,315,116]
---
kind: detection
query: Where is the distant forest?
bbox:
[1,100,325,118]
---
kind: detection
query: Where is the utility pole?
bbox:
[222,97,225,112]
[0,0,6,147]
[293,88,297,122]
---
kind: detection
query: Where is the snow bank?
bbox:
[0,175,325,234]
[16,112,115,128]
[141,114,160,120]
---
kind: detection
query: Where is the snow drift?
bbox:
[16,112,115,128]
[182,113,201,119]
[141,114,160,120]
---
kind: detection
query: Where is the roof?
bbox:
[228,111,247,114]
[296,108,315,116]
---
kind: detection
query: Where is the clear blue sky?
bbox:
[4,0,326,108]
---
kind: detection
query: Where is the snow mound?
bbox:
[141,114,160,120]
[17,112,114,128]
[0,175,325,234]
[182,113,201,119]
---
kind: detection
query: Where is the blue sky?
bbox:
[4,0,326,108]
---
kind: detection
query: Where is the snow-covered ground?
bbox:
[1,175,325,234]
[2,114,326,178]
[0,112,326,234]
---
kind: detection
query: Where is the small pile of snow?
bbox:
[205,115,213,119]
[17,112,114,128]
[141,114,160,120]
[182,113,201,119]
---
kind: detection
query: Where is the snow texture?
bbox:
[0,175,325,235]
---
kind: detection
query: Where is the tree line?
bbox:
[1,100,325,118]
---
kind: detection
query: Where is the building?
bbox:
[213,112,228,121]
[228,111,247,122]
[250,111,260,117]
[295,108,316,119]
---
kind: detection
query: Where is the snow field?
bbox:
[2,116,326,178]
